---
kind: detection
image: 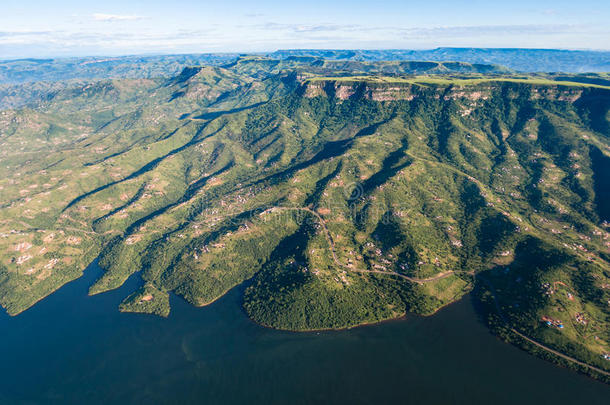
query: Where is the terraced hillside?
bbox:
[0,58,609,380]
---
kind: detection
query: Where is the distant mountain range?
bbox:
[1,48,609,87]
[270,48,610,73]
[0,54,239,84]
[2,53,609,111]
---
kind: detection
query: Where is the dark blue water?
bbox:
[0,261,608,404]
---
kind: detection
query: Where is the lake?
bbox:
[0,260,608,404]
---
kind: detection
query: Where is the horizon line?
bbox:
[2,46,610,62]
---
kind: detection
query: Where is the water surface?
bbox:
[0,261,608,404]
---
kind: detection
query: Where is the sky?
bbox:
[1,0,609,59]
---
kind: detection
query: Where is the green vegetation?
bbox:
[306,75,610,89]
[476,237,610,382]
[119,283,170,317]
[0,56,608,380]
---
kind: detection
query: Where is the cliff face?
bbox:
[302,79,600,103]
[303,81,417,101]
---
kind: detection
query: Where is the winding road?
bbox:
[479,276,610,377]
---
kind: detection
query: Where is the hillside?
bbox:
[0,61,609,380]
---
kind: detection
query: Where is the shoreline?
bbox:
[245,291,469,334]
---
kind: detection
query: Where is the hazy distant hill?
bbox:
[224,55,512,77]
[2,48,609,88]
[0,53,239,84]
[270,48,610,73]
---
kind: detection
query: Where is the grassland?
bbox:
[306,75,610,89]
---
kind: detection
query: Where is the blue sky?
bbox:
[1,0,609,58]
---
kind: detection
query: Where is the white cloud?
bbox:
[541,9,559,16]
[0,21,608,59]
[396,24,585,40]
[92,13,144,22]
